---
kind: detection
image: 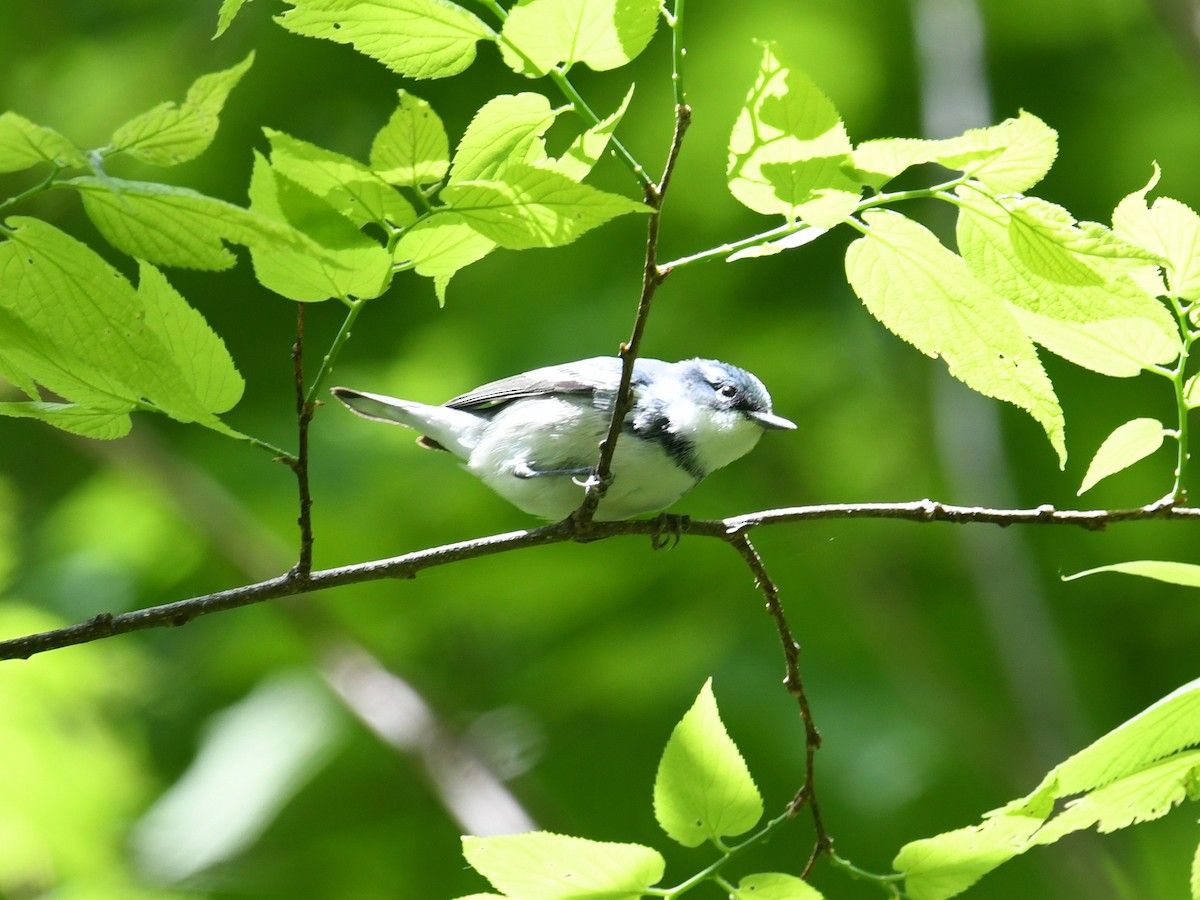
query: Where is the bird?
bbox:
[331,356,795,522]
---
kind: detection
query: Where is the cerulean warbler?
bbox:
[332,357,795,521]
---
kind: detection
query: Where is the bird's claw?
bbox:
[650,513,690,550]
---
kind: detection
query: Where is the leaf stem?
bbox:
[304,297,366,406]
[0,167,61,214]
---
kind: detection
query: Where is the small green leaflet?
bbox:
[264,128,417,227]
[0,112,86,173]
[845,209,1066,466]
[1113,165,1200,302]
[541,85,633,182]
[1077,417,1165,495]
[461,832,664,900]
[275,0,495,80]
[0,218,243,433]
[370,90,451,189]
[1063,560,1200,588]
[247,152,392,302]
[499,0,659,76]
[850,111,1057,193]
[110,53,254,166]
[449,93,566,185]
[215,0,254,37]
[898,677,1200,900]
[654,679,763,847]
[442,163,647,250]
[728,42,860,228]
[732,873,825,900]
[392,212,495,305]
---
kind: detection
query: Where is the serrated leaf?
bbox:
[896,815,1044,900]
[370,90,450,188]
[957,194,1180,376]
[110,53,253,166]
[845,209,1066,466]
[542,84,633,182]
[393,212,495,304]
[247,152,392,301]
[654,679,762,847]
[728,42,860,227]
[938,111,1057,194]
[450,93,565,185]
[275,0,494,80]
[0,402,132,439]
[849,136,952,189]
[442,163,647,250]
[732,873,824,900]
[265,127,416,227]
[0,218,242,429]
[1063,560,1200,588]
[1077,417,1164,495]
[215,0,255,37]
[1113,165,1200,301]
[462,832,664,900]
[69,176,318,271]
[499,0,659,76]
[0,112,87,173]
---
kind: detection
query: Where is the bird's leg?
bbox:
[649,513,690,550]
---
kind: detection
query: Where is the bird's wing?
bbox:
[444,357,631,409]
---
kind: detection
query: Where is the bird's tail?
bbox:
[330,387,485,460]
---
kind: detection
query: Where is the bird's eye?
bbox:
[717,383,738,399]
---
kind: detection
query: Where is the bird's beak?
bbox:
[749,410,797,431]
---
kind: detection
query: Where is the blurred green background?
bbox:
[1,0,1199,897]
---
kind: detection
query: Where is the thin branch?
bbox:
[2,496,1196,661]
[285,304,316,576]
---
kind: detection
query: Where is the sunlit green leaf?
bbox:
[849,136,951,189]
[449,93,565,185]
[499,0,659,76]
[1186,373,1200,409]
[275,0,495,79]
[462,832,664,899]
[265,127,416,227]
[728,42,860,227]
[1113,165,1200,301]
[393,212,495,305]
[732,873,824,899]
[370,90,450,188]
[896,815,1044,900]
[247,151,392,301]
[0,112,86,173]
[938,111,1057,194]
[654,679,762,847]
[1063,560,1200,588]
[110,53,254,166]
[542,84,633,181]
[1077,417,1164,495]
[845,209,1066,466]
[0,402,132,439]
[442,163,647,250]
[215,0,254,37]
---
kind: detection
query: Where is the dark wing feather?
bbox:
[444,357,628,409]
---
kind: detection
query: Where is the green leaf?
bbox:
[1186,373,1200,409]
[1191,839,1200,900]
[393,212,495,305]
[0,218,243,429]
[1077,417,1164,495]
[215,0,255,37]
[938,111,1058,194]
[110,53,254,166]
[370,90,450,188]
[956,194,1179,377]
[845,209,1066,466]
[441,163,647,250]
[0,402,132,439]
[450,93,565,185]
[654,679,763,847]
[0,112,86,173]
[896,815,1044,900]
[542,84,633,182]
[264,127,416,227]
[69,176,318,271]
[732,873,824,900]
[1113,165,1200,302]
[247,151,392,301]
[275,0,495,80]
[728,42,860,227]
[499,0,659,76]
[1063,560,1200,588]
[849,136,952,190]
[462,832,665,900]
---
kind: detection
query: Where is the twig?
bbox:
[286,304,316,577]
[727,533,830,875]
[1,497,1195,661]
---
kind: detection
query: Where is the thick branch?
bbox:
[1,497,1195,661]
